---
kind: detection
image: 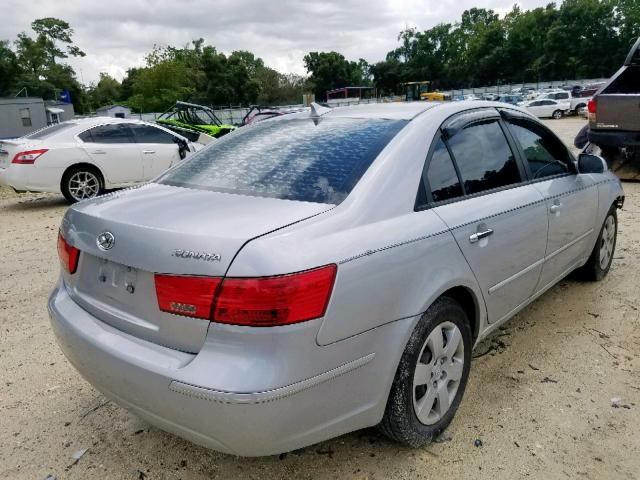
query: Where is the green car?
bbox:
[157,101,236,140]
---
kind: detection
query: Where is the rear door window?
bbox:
[426,138,463,203]
[159,117,407,204]
[446,120,521,195]
[130,124,178,144]
[79,124,134,143]
[507,120,572,180]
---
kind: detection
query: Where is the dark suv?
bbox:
[588,37,640,171]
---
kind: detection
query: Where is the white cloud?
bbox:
[0,0,555,84]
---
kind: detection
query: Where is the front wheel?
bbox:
[61,167,103,203]
[378,296,472,447]
[578,207,617,281]
[552,109,563,119]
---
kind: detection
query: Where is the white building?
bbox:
[95,105,131,118]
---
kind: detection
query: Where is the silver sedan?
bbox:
[49,101,624,456]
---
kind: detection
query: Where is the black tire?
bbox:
[552,110,563,119]
[378,296,472,447]
[61,166,104,204]
[577,206,617,281]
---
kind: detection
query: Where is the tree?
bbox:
[372,1,635,94]
[126,47,194,112]
[303,51,368,100]
[0,41,20,95]
[87,73,122,110]
[10,17,86,111]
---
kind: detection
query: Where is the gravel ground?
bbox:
[1,118,639,479]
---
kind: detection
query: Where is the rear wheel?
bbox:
[61,166,103,203]
[552,109,563,119]
[578,207,617,281]
[379,296,472,447]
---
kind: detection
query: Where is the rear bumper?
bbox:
[0,167,22,189]
[48,282,415,456]
[0,165,61,193]
[589,130,640,148]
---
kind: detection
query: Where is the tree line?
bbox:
[370,0,639,95]
[0,0,638,114]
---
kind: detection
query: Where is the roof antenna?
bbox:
[310,102,331,118]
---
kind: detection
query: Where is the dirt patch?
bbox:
[1,119,638,479]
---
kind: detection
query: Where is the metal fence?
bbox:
[442,78,607,98]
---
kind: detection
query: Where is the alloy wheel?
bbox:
[599,215,616,270]
[68,171,100,201]
[412,321,465,425]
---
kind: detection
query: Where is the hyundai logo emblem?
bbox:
[97,231,115,251]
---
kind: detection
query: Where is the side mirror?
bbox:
[175,138,189,159]
[577,153,607,174]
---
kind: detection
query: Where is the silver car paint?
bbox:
[49,101,624,456]
[61,183,331,352]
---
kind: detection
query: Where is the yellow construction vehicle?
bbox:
[402,81,449,102]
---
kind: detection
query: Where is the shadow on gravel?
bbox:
[1,194,68,212]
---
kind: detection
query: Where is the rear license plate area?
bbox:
[96,259,139,302]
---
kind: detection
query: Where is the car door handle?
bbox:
[91,150,106,154]
[142,150,155,154]
[469,229,494,243]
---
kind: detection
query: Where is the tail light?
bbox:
[12,149,48,164]
[587,99,596,121]
[214,265,337,326]
[57,232,80,274]
[155,275,221,319]
[154,264,337,326]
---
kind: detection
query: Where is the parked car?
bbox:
[520,98,571,119]
[588,37,640,170]
[0,117,195,203]
[49,101,623,457]
[575,83,605,98]
[481,93,500,101]
[242,105,308,125]
[536,89,589,114]
[497,94,523,105]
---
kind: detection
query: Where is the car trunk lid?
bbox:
[60,183,332,352]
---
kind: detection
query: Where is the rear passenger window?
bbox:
[130,124,177,144]
[507,121,571,179]
[447,121,521,195]
[80,124,134,143]
[426,139,463,202]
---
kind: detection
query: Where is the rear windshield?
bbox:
[158,117,407,204]
[603,66,640,94]
[23,122,76,140]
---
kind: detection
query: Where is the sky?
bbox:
[0,0,555,85]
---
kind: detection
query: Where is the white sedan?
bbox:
[0,117,196,203]
[518,99,571,119]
